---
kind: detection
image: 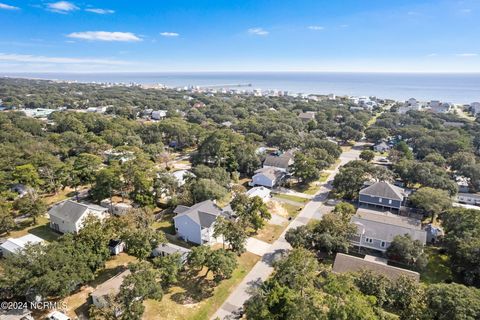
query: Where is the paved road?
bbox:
[211,144,363,320]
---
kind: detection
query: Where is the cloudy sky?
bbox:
[1,0,480,73]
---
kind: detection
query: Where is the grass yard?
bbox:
[254,222,287,244]
[282,203,303,217]
[143,251,260,320]
[8,216,60,242]
[421,247,453,284]
[326,159,341,171]
[153,212,176,235]
[291,181,322,195]
[273,193,309,204]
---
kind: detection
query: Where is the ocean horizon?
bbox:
[2,72,480,104]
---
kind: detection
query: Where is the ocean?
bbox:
[2,72,480,104]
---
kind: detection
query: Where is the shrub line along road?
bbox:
[211,143,363,319]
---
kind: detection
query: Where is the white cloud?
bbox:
[248,28,269,36]
[160,32,179,37]
[0,2,19,10]
[308,25,324,31]
[67,31,142,42]
[85,8,115,14]
[427,53,438,57]
[340,24,349,28]
[456,53,478,57]
[460,8,472,14]
[47,1,78,13]
[0,53,129,65]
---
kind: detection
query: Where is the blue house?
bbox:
[358,181,406,211]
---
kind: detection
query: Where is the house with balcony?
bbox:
[358,181,407,212]
[350,208,426,253]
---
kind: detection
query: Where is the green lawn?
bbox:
[152,212,176,235]
[291,181,322,195]
[7,216,60,242]
[143,251,260,320]
[421,247,453,284]
[319,172,330,182]
[273,193,309,204]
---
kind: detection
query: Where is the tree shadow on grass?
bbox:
[170,272,216,304]
[28,224,61,242]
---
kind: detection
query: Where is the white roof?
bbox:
[0,234,44,255]
[47,311,70,320]
[246,186,271,199]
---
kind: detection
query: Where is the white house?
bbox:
[373,141,390,153]
[171,169,195,187]
[46,311,70,320]
[246,186,272,202]
[151,110,167,120]
[173,200,227,245]
[398,98,423,114]
[91,270,131,308]
[0,234,44,257]
[429,101,453,113]
[456,193,480,206]
[251,167,285,188]
[48,200,108,234]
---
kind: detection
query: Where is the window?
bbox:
[379,198,382,203]
[365,237,373,243]
[388,199,392,204]
[381,241,386,248]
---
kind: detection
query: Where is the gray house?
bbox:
[358,181,407,211]
[350,208,427,252]
[48,200,108,234]
[173,200,226,245]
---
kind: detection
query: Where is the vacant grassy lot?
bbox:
[254,222,287,244]
[143,251,260,320]
[273,193,309,204]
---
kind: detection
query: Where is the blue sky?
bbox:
[1,0,480,72]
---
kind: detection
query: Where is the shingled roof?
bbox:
[352,210,427,245]
[254,167,285,181]
[48,200,107,224]
[332,253,420,281]
[359,181,405,201]
[263,154,293,170]
[173,200,223,228]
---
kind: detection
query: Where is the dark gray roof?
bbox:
[48,200,107,224]
[174,200,222,228]
[332,253,420,281]
[359,181,405,201]
[263,155,292,169]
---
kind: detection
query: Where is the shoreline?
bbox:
[2,72,480,105]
